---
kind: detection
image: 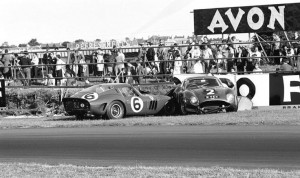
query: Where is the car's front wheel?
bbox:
[179,103,188,115]
[106,101,125,119]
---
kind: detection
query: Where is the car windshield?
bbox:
[186,78,221,88]
[95,86,112,93]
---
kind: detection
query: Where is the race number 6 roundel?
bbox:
[131,97,144,113]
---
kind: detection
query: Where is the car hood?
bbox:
[71,88,116,99]
[188,86,228,100]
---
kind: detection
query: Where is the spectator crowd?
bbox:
[0,32,300,86]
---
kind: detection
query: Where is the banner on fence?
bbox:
[217,73,300,108]
[194,3,300,35]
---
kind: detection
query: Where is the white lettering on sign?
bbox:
[207,10,228,33]
[247,7,264,30]
[267,6,285,30]
[283,75,300,102]
[225,8,245,31]
[206,5,286,33]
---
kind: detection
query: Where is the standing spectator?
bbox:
[146,42,155,67]
[157,44,168,75]
[104,50,115,74]
[55,54,66,86]
[138,43,147,66]
[78,54,89,84]
[214,45,224,64]
[184,38,194,73]
[96,48,105,77]
[293,31,300,55]
[228,35,239,54]
[202,43,213,73]
[173,51,182,75]
[75,50,84,78]
[227,44,235,72]
[125,63,134,84]
[235,47,247,74]
[248,47,262,65]
[280,57,293,71]
[245,54,255,73]
[2,49,15,80]
[114,50,125,82]
[31,53,39,82]
[191,45,201,59]
[19,51,32,86]
[134,60,144,84]
[272,33,281,65]
[49,53,57,84]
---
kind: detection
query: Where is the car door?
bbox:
[119,86,153,116]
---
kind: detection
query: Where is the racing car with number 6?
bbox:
[62,83,174,119]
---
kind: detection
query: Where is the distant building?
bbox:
[40,43,63,49]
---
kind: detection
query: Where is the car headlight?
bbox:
[80,103,85,108]
[226,94,235,103]
[190,96,199,104]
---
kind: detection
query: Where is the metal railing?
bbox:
[1,39,299,88]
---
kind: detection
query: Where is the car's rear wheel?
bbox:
[106,101,125,119]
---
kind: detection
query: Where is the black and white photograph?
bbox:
[0,0,300,177]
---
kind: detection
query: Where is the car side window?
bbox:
[120,87,137,97]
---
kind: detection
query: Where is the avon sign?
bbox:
[194,3,300,35]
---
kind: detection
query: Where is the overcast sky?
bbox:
[0,0,297,45]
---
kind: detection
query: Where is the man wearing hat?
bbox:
[19,51,32,86]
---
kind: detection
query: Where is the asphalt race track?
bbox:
[0,126,300,169]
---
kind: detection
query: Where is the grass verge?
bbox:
[0,163,299,178]
[1,109,300,129]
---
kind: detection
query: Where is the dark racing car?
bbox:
[62,83,174,119]
[168,76,238,114]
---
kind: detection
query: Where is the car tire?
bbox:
[164,100,176,116]
[179,103,187,115]
[106,101,125,119]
